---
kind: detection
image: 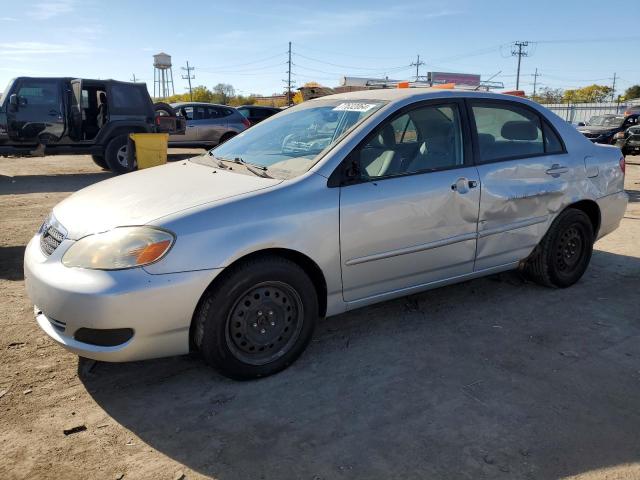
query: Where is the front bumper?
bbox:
[24,235,220,362]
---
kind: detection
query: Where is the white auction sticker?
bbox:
[332,102,378,112]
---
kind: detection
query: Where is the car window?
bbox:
[176,106,193,120]
[472,103,544,162]
[110,84,146,110]
[17,79,59,107]
[354,103,464,180]
[543,122,564,154]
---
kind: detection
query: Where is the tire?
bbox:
[218,132,236,145]
[104,135,134,174]
[91,154,109,170]
[524,208,594,288]
[193,256,318,380]
[153,102,175,117]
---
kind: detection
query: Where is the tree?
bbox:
[165,85,214,103]
[212,83,235,105]
[623,85,640,101]
[562,84,613,103]
[531,87,564,104]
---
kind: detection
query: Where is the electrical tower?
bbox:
[531,68,540,97]
[182,61,195,101]
[610,72,617,101]
[511,41,529,90]
[410,54,425,82]
[284,41,293,106]
[130,73,138,83]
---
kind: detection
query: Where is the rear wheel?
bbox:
[104,135,135,174]
[218,132,236,145]
[524,208,594,288]
[91,154,109,170]
[193,256,318,379]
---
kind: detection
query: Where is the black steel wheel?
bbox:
[524,208,594,288]
[194,256,318,379]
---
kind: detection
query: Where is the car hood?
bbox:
[53,160,282,239]
[578,126,617,134]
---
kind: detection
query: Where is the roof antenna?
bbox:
[476,71,501,91]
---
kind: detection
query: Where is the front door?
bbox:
[468,100,571,270]
[339,101,480,303]
[194,105,227,145]
[7,78,65,144]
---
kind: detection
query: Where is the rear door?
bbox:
[339,100,480,303]
[195,106,227,144]
[468,99,570,270]
[7,78,65,144]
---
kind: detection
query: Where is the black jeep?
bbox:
[0,77,183,173]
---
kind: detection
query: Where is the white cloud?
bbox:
[28,0,76,20]
[0,41,96,58]
[0,16,17,21]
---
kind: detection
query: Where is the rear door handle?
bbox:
[451,177,477,194]
[546,164,568,176]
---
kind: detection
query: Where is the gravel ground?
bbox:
[1,152,639,480]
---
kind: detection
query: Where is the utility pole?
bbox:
[287,41,292,106]
[410,54,425,82]
[531,68,540,97]
[511,41,529,90]
[130,73,138,83]
[181,61,195,101]
[610,72,617,102]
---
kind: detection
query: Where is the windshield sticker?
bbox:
[332,103,378,112]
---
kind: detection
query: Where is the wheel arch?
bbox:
[565,199,601,237]
[189,247,328,350]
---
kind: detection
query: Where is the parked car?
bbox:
[577,113,640,144]
[236,105,280,126]
[25,89,627,379]
[613,125,640,156]
[0,77,184,173]
[624,105,640,116]
[168,102,249,148]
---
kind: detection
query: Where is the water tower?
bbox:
[153,52,175,99]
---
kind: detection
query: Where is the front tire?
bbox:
[104,135,134,174]
[193,256,318,380]
[524,208,594,288]
[91,154,109,170]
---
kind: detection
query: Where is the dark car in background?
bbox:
[169,102,249,148]
[614,125,640,156]
[577,113,640,144]
[236,105,280,126]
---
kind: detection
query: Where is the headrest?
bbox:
[501,121,538,141]
[373,124,396,147]
[99,92,107,103]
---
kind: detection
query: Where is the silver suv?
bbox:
[169,102,249,148]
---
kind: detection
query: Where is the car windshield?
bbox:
[588,115,624,127]
[192,99,387,179]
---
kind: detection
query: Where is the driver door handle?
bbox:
[546,164,568,176]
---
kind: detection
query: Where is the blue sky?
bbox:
[1,0,638,97]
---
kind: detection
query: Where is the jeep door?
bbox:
[339,101,480,303]
[7,78,65,144]
[468,100,571,270]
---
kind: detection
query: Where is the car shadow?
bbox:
[80,249,640,479]
[0,172,113,195]
[0,245,25,280]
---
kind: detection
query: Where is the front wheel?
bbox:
[524,208,594,288]
[193,256,318,379]
[104,135,135,174]
[91,154,109,170]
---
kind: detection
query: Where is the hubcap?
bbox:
[226,281,304,365]
[555,225,584,271]
[116,145,128,167]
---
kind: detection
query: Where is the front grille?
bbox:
[40,224,65,256]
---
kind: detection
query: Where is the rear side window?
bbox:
[543,122,564,154]
[472,103,544,162]
[110,85,147,113]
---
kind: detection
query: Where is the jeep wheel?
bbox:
[104,135,134,174]
[91,154,109,170]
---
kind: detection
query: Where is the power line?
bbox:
[283,41,293,106]
[181,61,195,101]
[610,72,617,101]
[511,41,529,90]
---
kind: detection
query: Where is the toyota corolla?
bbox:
[24,89,627,379]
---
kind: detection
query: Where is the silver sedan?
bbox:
[168,102,249,148]
[24,89,628,379]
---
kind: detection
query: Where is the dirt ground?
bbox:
[1,152,639,480]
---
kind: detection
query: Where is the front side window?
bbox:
[352,103,464,180]
[472,103,545,162]
[194,99,386,179]
[17,80,59,107]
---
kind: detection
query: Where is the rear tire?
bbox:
[91,154,109,170]
[218,132,236,145]
[524,208,594,288]
[104,135,134,174]
[193,256,318,380]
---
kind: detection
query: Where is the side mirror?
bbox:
[9,94,18,106]
[577,122,585,127]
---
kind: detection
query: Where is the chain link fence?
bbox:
[541,100,640,124]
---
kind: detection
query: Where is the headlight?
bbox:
[62,227,175,270]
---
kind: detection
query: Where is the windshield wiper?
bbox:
[207,151,232,170]
[232,157,273,178]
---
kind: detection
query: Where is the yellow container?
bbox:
[129,133,169,169]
